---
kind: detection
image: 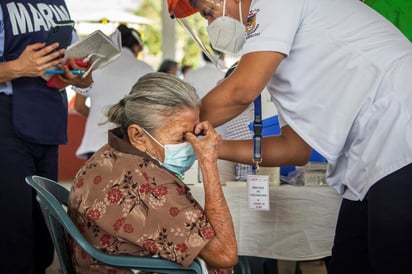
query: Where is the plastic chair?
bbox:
[25,175,203,274]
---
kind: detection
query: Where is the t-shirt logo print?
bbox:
[246,9,259,35]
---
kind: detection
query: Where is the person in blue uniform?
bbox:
[0,1,93,273]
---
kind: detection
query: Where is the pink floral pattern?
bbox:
[75,177,84,189]
[201,226,215,240]
[113,218,126,232]
[94,175,102,185]
[139,183,152,194]
[100,234,111,247]
[169,207,180,216]
[142,241,159,253]
[175,243,188,253]
[106,188,123,204]
[68,141,215,274]
[123,223,134,233]
[142,171,149,182]
[86,208,102,221]
[176,186,186,195]
[152,185,168,197]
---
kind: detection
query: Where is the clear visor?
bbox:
[176,17,227,70]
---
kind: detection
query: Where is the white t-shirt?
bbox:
[76,48,153,158]
[243,0,412,200]
[185,62,255,181]
[184,62,228,138]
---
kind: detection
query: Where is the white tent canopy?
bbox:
[65,0,177,62]
[65,0,151,35]
[66,0,143,18]
[70,10,152,25]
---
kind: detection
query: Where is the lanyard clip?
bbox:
[252,95,263,174]
[252,158,261,174]
[253,133,262,174]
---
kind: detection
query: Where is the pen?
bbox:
[45,69,84,75]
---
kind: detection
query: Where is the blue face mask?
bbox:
[162,142,197,175]
[143,129,197,176]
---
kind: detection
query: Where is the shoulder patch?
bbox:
[246,9,259,35]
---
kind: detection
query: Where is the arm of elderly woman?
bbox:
[186,121,238,268]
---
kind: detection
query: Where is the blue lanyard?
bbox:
[253,95,263,173]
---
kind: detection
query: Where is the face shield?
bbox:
[167,0,199,19]
[176,17,227,70]
[167,0,224,19]
[168,0,228,70]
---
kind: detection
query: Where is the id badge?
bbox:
[247,174,270,211]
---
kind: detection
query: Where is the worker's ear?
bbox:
[127,124,147,151]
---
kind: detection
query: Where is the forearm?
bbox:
[200,82,251,127]
[73,94,90,117]
[219,127,312,167]
[74,104,89,117]
[0,60,23,83]
[198,160,238,268]
[200,51,283,127]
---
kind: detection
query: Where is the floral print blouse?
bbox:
[68,128,214,274]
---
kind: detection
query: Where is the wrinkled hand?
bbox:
[15,43,65,77]
[185,121,222,164]
[55,58,93,88]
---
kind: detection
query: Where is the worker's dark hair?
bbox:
[202,43,223,63]
[117,24,143,49]
[158,59,178,73]
[224,61,239,78]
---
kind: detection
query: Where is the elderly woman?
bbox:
[68,72,238,273]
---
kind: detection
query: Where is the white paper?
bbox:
[247,175,270,210]
[64,30,122,77]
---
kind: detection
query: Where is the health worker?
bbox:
[167,0,412,274]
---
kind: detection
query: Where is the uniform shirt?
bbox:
[0,0,76,144]
[185,62,254,180]
[184,62,227,138]
[76,47,153,159]
[0,7,12,94]
[244,0,412,200]
[0,2,77,95]
[69,128,213,273]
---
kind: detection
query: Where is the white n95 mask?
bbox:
[206,0,245,55]
[207,16,246,55]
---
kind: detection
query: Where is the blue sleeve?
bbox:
[0,6,14,95]
[1,6,4,58]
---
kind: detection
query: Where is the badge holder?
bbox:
[247,95,270,210]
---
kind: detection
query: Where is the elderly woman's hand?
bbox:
[185,121,222,164]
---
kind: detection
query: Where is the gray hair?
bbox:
[106,72,199,132]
